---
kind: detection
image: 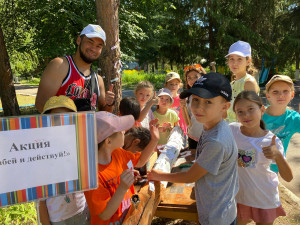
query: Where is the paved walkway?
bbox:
[15,84,38,96]
[280,133,300,198]
[14,84,136,98]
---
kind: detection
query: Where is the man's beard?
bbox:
[79,43,97,64]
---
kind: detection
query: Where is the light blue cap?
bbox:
[225,41,251,57]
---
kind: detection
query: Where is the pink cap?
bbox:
[96,111,134,143]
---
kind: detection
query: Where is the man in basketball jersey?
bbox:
[35,24,115,113]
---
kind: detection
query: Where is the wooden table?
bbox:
[155,149,198,222]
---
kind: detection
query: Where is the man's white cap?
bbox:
[225,40,251,57]
[80,24,106,44]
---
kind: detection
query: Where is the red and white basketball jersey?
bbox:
[56,55,100,111]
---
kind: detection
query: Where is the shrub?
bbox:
[122,70,166,89]
[0,202,37,225]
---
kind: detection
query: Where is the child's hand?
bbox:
[262,136,281,160]
[163,122,172,130]
[179,99,187,108]
[149,92,159,105]
[147,169,162,181]
[119,169,135,190]
[158,126,166,132]
[133,169,141,183]
[149,119,160,141]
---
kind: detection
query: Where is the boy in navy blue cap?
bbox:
[148,73,239,225]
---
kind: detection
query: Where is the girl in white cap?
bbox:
[153,88,179,145]
[226,41,260,123]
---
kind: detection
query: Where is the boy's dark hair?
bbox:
[119,97,140,121]
[125,127,151,149]
[233,90,266,130]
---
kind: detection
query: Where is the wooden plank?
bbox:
[146,151,158,171]
[123,127,184,225]
[155,149,198,222]
[123,181,162,225]
[155,209,198,221]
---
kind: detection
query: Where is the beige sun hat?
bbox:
[165,72,182,84]
[42,95,77,114]
[265,75,294,91]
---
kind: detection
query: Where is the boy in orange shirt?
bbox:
[84,111,159,225]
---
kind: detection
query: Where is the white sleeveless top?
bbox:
[46,192,87,222]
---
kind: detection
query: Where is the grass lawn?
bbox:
[0,95,36,109]
[0,95,38,116]
[19,78,40,86]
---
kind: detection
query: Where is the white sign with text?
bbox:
[0,125,78,193]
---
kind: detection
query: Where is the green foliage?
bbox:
[26,0,97,59]
[0,0,299,79]
[0,1,40,77]
[277,1,300,67]
[122,70,166,89]
[0,203,37,225]
[282,64,297,79]
[119,3,147,62]
[19,78,41,86]
[0,0,96,77]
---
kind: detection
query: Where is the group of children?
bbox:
[39,40,299,225]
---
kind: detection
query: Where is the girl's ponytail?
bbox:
[246,57,257,76]
[260,119,266,130]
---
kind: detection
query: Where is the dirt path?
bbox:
[14,84,38,96]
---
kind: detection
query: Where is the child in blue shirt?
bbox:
[263,75,300,172]
[148,73,238,225]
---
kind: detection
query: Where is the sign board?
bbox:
[0,112,97,207]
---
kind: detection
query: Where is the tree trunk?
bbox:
[144,63,148,73]
[161,60,165,71]
[207,0,215,63]
[0,24,20,116]
[96,0,121,113]
[155,60,158,73]
[295,53,299,81]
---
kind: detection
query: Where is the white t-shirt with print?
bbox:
[230,122,285,209]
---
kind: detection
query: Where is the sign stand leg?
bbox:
[36,200,41,225]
